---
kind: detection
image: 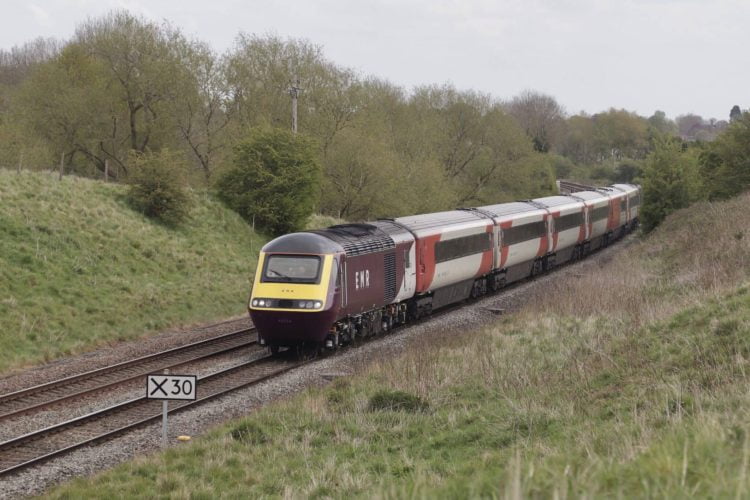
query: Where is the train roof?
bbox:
[474,201,539,217]
[311,224,396,257]
[566,190,610,203]
[530,195,583,209]
[371,219,414,245]
[393,209,489,235]
[596,186,627,197]
[263,232,343,254]
[611,183,640,194]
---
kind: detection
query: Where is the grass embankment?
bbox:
[0,170,264,373]
[46,194,750,498]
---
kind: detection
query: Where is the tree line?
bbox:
[0,10,745,234]
[640,112,750,231]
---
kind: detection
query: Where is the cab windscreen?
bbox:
[262,255,322,283]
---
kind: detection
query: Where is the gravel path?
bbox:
[0,237,633,498]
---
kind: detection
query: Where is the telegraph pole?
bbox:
[289,78,302,134]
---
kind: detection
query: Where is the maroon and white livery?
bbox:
[248,184,640,351]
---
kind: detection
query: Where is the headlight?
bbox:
[251,299,322,309]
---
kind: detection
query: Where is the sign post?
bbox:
[162,400,168,448]
[146,370,197,447]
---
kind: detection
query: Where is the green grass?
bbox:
[43,286,750,498]
[42,194,750,498]
[0,169,265,373]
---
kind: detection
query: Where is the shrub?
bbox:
[640,137,702,232]
[701,112,750,200]
[367,389,429,413]
[216,128,320,236]
[127,149,191,225]
[230,421,269,445]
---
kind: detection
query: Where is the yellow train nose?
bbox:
[249,252,333,312]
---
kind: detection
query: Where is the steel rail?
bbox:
[558,180,597,193]
[0,232,635,477]
[0,355,308,477]
[0,327,258,421]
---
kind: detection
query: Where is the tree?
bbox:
[640,137,702,232]
[320,125,401,219]
[647,110,677,136]
[15,11,197,178]
[402,85,543,206]
[74,11,193,169]
[506,90,565,153]
[730,105,742,122]
[676,114,705,140]
[591,109,650,162]
[559,114,596,164]
[613,159,642,183]
[455,105,537,204]
[701,112,750,199]
[216,128,320,235]
[174,41,232,181]
[127,149,191,225]
[15,43,113,177]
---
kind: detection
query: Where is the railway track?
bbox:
[557,179,596,194]
[0,327,258,422]
[0,355,307,476]
[0,231,634,479]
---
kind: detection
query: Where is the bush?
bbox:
[216,128,320,236]
[701,112,750,200]
[367,389,429,413]
[640,137,702,232]
[127,150,191,225]
[230,421,269,445]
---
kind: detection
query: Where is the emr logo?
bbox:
[354,269,370,290]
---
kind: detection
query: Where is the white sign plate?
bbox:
[147,374,197,400]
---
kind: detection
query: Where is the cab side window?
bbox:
[332,260,341,291]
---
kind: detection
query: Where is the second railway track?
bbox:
[0,355,308,476]
[0,234,632,480]
[0,327,258,422]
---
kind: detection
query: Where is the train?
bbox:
[248,183,640,354]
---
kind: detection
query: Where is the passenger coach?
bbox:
[248,184,640,353]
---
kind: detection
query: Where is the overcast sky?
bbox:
[1,0,747,120]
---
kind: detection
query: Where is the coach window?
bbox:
[435,233,491,263]
[502,221,546,246]
[591,206,609,221]
[555,212,583,232]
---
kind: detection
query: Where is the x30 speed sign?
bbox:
[147,374,197,400]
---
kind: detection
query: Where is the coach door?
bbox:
[546,214,555,253]
[402,243,415,297]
